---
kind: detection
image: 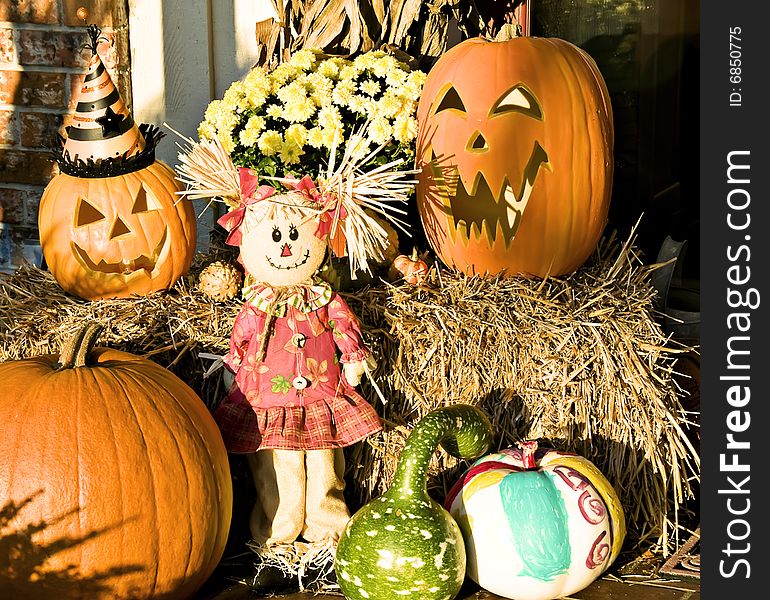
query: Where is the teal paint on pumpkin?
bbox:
[501,470,571,581]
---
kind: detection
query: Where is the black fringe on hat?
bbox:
[50,124,165,178]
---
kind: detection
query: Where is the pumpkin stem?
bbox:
[516,439,539,469]
[391,404,494,498]
[58,323,104,370]
[410,246,419,261]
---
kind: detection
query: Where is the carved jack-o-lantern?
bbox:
[416,36,614,278]
[38,160,197,300]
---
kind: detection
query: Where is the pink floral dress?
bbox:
[215,281,382,452]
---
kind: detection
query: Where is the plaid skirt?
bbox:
[214,388,382,453]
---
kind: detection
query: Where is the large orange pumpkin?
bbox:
[416,36,613,278]
[0,324,232,599]
[38,160,197,300]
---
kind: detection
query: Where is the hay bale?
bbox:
[345,231,700,554]
[0,231,699,554]
[0,249,240,409]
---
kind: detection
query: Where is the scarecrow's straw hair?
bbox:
[167,124,241,210]
[173,120,418,277]
[0,229,698,555]
[314,122,418,275]
[240,191,321,234]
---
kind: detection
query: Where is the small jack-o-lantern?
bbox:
[38,23,197,301]
[39,160,196,300]
[417,35,613,278]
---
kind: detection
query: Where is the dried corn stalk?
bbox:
[252,0,488,67]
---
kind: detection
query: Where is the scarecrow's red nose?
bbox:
[281,243,292,257]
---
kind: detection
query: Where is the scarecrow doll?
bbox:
[175,126,414,589]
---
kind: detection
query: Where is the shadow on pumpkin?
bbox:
[0,492,144,599]
[414,122,460,259]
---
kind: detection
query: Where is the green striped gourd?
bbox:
[335,404,494,600]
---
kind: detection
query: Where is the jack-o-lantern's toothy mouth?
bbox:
[72,228,168,275]
[431,142,549,246]
[267,249,311,270]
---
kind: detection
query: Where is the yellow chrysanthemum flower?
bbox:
[265,104,283,119]
[258,130,283,156]
[270,63,300,91]
[211,108,239,139]
[318,105,342,131]
[339,65,359,82]
[353,53,374,70]
[317,59,341,79]
[393,114,418,144]
[222,81,247,112]
[282,97,316,123]
[375,92,402,119]
[372,55,398,78]
[279,140,304,165]
[367,117,392,146]
[385,68,408,88]
[243,68,270,107]
[306,72,334,107]
[331,79,355,107]
[288,49,317,71]
[348,94,375,116]
[197,121,217,141]
[203,99,223,123]
[285,123,308,147]
[217,131,235,154]
[401,71,427,101]
[399,100,417,120]
[244,66,270,89]
[307,126,325,149]
[239,115,266,147]
[359,79,381,97]
[277,80,307,105]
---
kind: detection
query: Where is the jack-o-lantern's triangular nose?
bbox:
[110,216,132,239]
[468,131,489,152]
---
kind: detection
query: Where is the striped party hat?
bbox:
[63,25,145,162]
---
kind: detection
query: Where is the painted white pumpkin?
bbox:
[445,442,626,600]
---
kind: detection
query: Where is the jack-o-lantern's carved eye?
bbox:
[490,85,543,121]
[132,185,163,214]
[434,85,466,114]
[75,196,106,227]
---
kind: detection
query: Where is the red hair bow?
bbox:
[217,168,275,246]
[283,175,347,248]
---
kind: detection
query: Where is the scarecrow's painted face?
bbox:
[240,202,326,286]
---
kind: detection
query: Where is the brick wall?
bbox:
[0,0,130,267]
